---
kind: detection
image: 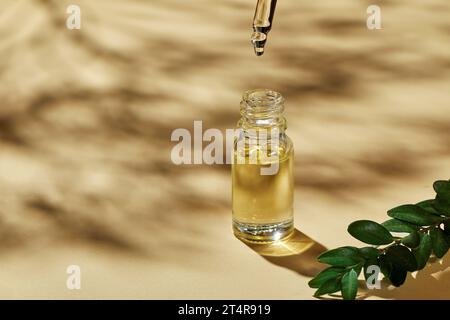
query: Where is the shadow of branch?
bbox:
[361,255,450,300]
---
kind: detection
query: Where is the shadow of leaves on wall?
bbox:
[0,0,449,269]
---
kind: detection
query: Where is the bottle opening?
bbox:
[243,89,284,108]
[240,89,285,128]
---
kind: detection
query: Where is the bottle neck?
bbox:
[239,89,286,131]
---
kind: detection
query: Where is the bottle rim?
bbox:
[239,89,286,130]
[242,89,284,108]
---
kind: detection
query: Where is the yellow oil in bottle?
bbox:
[232,144,294,242]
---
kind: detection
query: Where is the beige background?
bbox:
[0,0,449,299]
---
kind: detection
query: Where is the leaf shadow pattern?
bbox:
[242,229,328,278]
[0,0,449,266]
[26,197,143,254]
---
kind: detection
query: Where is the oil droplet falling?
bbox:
[251,31,267,56]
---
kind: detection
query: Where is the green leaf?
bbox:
[387,204,442,226]
[380,249,411,287]
[358,247,380,260]
[389,265,408,287]
[318,246,363,267]
[385,245,417,272]
[308,267,344,288]
[382,219,418,233]
[341,269,358,300]
[433,195,450,216]
[432,180,450,215]
[378,254,392,278]
[347,220,394,245]
[401,231,420,249]
[433,180,450,200]
[314,278,341,297]
[430,228,449,258]
[416,199,440,215]
[413,233,432,270]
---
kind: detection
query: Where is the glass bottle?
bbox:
[232,89,294,243]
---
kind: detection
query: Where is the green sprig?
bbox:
[309,179,450,300]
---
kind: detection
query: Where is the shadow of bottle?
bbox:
[240,228,328,277]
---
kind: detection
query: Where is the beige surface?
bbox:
[0,0,450,299]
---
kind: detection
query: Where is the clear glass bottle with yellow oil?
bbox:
[232,89,294,243]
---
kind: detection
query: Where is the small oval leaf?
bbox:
[382,219,418,233]
[314,278,341,297]
[318,246,363,267]
[348,220,394,245]
[416,199,440,216]
[389,265,408,287]
[378,254,392,278]
[413,233,432,270]
[433,180,450,200]
[341,269,358,300]
[387,204,442,226]
[359,247,380,260]
[308,267,344,289]
[430,228,449,258]
[385,245,417,272]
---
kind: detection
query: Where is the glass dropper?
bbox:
[251,0,278,56]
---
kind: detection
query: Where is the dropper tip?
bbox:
[254,47,264,56]
[251,31,267,57]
